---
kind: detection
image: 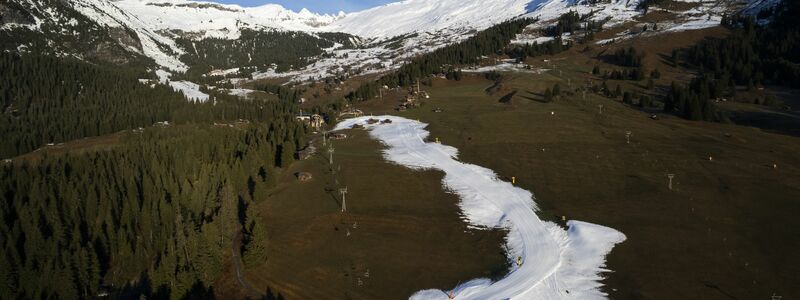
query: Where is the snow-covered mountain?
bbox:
[113,0,345,39]
[69,0,189,71]
[1,0,760,79]
[327,0,533,38]
[259,0,744,81]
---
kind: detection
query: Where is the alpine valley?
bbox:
[1,0,798,299]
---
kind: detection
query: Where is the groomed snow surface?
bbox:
[334,116,626,299]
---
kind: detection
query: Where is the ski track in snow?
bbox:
[334,116,626,300]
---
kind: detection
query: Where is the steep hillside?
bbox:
[1,0,186,70]
[0,0,149,67]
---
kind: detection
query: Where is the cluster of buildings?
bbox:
[396,87,430,111]
[295,113,325,129]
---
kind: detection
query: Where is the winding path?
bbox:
[231,231,265,299]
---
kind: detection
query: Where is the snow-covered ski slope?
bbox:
[334,116,626,299]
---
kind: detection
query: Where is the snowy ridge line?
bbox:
[334,116,626,299]
[114,0,345,40]
[60,0,739,78]
[327,0,533,39]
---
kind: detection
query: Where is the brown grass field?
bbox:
[215,27,800,299]
[227,129,509,299]
[394,77,799,300]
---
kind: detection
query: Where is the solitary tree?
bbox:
[543,88,553,102]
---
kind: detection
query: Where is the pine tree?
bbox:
[242,205,267,268]
[651,68,661,79]
[543,88,553,102]
[702,97,715,121]
[689,97,703,120]
[278,142,295,169]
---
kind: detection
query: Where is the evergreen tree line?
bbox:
[0,53,296,158]
[663,76,722,121]
[587,80,658,108]
[176,29,352,80]
[546,11,583,36]
[610,46,644,67]
[544,10,605,39]
[592,65,657,84]
[250,82,304,105]
[636,0,668,11]
[505,36,572,62]
[686,0,800,88]
[660,0,799,121]
[600,67,647,81]
[542,83,563,102]
[0,118,307,299]
[444,68,464,81]
[346,18,539,101]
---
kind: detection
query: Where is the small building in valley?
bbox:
[339,108,364,118]
[327,133,348,140]
[296,113,325,129]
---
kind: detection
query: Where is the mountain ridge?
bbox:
[1,0,766,77]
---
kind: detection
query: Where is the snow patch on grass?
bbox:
[334,116,626,299]
[155,70,210,102]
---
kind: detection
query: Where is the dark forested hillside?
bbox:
[661,0,800,121]
[0,48,313,299]
[686,0,800,87]
[176,29,355,79]
[0,121,306,299]
[0,53,297,158]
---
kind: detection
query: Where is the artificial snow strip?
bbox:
[334,116,626,299]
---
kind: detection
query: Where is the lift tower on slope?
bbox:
[340,187,348,213]
[328,145,335,165]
